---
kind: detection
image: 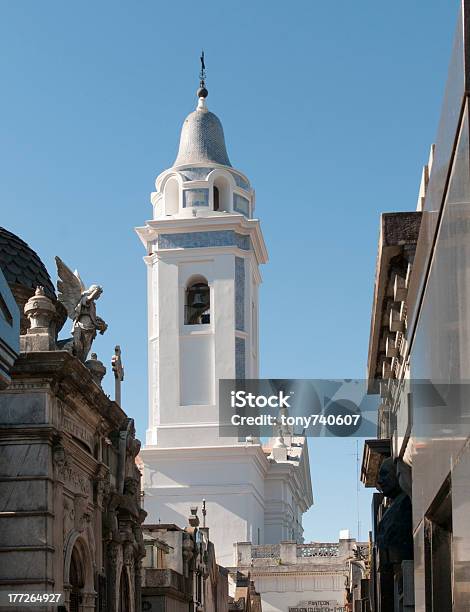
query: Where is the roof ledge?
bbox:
[367,212,422,388]
[360,438,391,487]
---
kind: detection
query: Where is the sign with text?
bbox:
[219,379,377,438]
[288,600,346,612]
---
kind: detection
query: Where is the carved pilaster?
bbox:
[107,541,122,612]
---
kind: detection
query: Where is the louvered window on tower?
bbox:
[185,280,210,325]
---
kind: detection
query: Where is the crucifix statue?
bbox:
[111,345,124,405]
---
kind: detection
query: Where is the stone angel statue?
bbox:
[55,256,108,362]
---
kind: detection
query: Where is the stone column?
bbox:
[339,537,355,557]
[234,542,252,566]
[82,591,97,612]
[280,541,297,564]
[107,541,121,612]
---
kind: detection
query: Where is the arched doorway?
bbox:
[70,546,85,612]
[119,568,131,612]
[64,534,94,612]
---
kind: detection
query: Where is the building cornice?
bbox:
[135,215,268,267]
[142,443,270,475]
[9,351,127,430]
[367,212,422,389]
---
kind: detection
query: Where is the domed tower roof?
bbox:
[0,226,65,333]
[173,95,232,168]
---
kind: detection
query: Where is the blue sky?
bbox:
[0,0,459,542]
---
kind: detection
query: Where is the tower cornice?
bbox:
[135,215,268,266]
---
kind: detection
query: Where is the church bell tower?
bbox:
[136,70,274,565]
[136,73,267,449]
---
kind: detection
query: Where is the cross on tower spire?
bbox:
[197,50,208,99]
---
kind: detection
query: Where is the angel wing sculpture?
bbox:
[55,256,108,362]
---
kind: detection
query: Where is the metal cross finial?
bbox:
[111,345,124,406]
[199,50,206,88]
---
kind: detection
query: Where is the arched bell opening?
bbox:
[213,175,231,212]
[185,276,210,325]
[164,177,179,216]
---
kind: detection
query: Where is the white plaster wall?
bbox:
[148,248,248,448]
[180,333,213,405]
[142,446,267,567]
[252,573,347,612]
[264,472,299,543]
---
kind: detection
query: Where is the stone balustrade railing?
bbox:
[235,539,367,566]
[251,545,280,559]
[297,543,340,557]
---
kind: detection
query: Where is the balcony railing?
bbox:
[297,543,340,557]
[251,545,280,559]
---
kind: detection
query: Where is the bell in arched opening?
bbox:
[185,281,210,325]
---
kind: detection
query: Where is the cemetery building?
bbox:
[142,506,263,612]
[0,227,145,612]
[232,535,369,612]
[361,1,470,610]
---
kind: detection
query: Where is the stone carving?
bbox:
[85,353,107,386]
[54,448,91,496]
[108,541,121,569]
[63,496,74,539]
[55,256,108,362]
[21,286,57,352]
[111,345,124,405]
[182,531,196,575]
[63,415,94,450]
[94,466,111,509]
[124,542,135,568]
[86,514,96,562]
[52,441,67,482]
[117,419,141,493]
[74,494,91,533]
[376,457,413,568]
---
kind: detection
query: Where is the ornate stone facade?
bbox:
[0,229,145,612]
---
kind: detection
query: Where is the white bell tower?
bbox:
[137,83,268,449]
[136,79,272,565]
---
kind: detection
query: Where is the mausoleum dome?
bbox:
[0,227,55,300]
[0,226,65,333]
[173,97,232,168]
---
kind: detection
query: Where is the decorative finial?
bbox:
[197,50,208,99]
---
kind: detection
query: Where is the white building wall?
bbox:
[254,574,347,612]
[143,446,267,566]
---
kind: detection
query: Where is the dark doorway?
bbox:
[70,546,85,612]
